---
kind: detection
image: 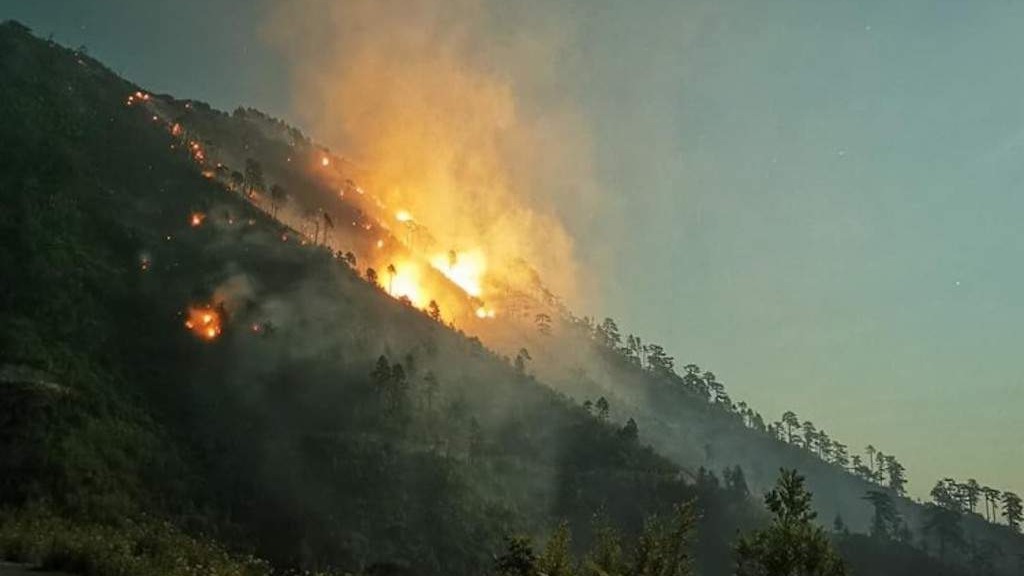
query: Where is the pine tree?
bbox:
[584,514,624,576]
[862,490,900,540]
[1002,491,1023,532]
[736,469,846,576]
[269,183,286,217]
[243,157,264,195]
[781,411,800,444]
[832,514,849,535]
[427,299,442,322]
[496,536,538,576]
[885,456,907,496]
[538,522,575,576]
[618,418,639,442]
[630,502,696,576]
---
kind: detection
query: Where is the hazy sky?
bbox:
[5,0,1022,499]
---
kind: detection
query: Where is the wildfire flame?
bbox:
[475,306,496,319]
[125,90,150,106]
[184,306,222,341]
[430,249,485,297]
[190,212,205,227]
[386,261,428,307]
[395,210,412,223]
[321,156,330,167]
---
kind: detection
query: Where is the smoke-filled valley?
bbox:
[1,6,1023,576]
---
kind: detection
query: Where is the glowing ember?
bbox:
[125,91,149,107]
[475,306,496,319]
[321,156,330,167]
[430,249,485,297]
[395,210,413,223]
[190,212,205,227]
[184,306,222,341]
[376,239,385,249]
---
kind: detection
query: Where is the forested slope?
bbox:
[0,20,1016,576]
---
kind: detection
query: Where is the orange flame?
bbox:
[430,249,485,297]
[184,306,222,340]
[190,212,205,227]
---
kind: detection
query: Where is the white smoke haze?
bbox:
[263,0,597,304]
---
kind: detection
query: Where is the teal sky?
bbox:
[4,0,1022,499]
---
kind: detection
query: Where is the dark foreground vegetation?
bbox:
[0,20,1019,576]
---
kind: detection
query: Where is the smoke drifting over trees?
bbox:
[266,0,595,302]
[2,14,1023,576]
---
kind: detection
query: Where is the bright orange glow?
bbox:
[266,1,586,306]
[125,91,149,107]
[387,261,428,307]
[430,249,485,297]
[475,306,496,319]
[190,212,205,227]
[376,239,385,249]
[184,306,222,341]
[187,141,205,163]
[321,156,330,167]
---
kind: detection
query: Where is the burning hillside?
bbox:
[126,83,572,344]
[116,1,599,364]
[268,0,591,299]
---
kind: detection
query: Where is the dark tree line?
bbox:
[494,469,847,576]
[573,316,744,412]
[931,478,1022,532]
[574,316,912,498]
[494,502,697,576]
[769,411,908,495]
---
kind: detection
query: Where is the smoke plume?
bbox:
[263,0,594,302]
